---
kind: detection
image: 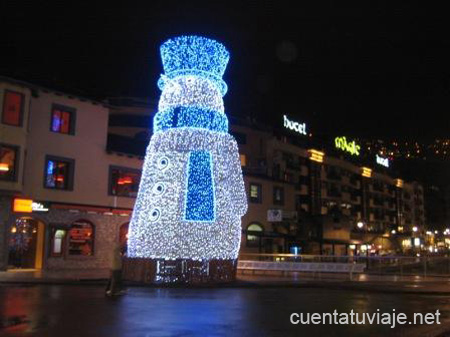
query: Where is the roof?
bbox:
[0,75,110,107]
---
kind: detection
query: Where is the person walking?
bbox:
[105,242,123,297]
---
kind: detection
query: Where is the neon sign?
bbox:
[13,198,49,213]
[283,115,306,135]
[308,149,324,163]
[361,167,372,178]
[32,201,49,212]
[334,136,360,156]
[376,155,389,168]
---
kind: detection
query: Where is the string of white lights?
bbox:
[127,35,247,263]
[127,128,247,260]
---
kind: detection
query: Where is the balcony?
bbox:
[295,184,308,195]
[327,188,342,198]
[350,195,361,204]
[326,171,342,182]
[373,198,384,207]
[286,161,302,170]
[372,183,384,193]
[349,178,360,188]
[242,166,268,176]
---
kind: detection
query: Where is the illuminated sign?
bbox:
[376,155,389,168]
[361,167,372,178]
[13,198,33,213]
[32,201,49,212]
[308,149,324,163]
[267,209,282,222]
[283,115,306,135]
[13,198,49,213]
[335,136,360,156]
[395,179,404,188]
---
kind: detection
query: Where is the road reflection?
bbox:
[0,285,449,336]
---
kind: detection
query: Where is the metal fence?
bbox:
[238,253,450,278]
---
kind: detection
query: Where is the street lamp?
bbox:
[357,221,364,229]
[412,226,418,232]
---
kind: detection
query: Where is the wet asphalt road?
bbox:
[0,285,449,337]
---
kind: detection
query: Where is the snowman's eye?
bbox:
[152,182,165,195]
[157,156,169,170]
[149,208,161,222]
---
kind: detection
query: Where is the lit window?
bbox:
[239,154,246,167]
[68,220,94,256]
[50,228,66,257]
[273,186,284,205]
[2,90,24,126]
[246,223,263,247]
[109,166,141,197]
[51,105,75,134]
[44,156,74,190]
[0,144,18,181]
[249,183,262,203]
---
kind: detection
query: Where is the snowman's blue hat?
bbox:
[157,35,230,96]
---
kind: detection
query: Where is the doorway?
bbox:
[7,217,45,269]
[119,222,129,254]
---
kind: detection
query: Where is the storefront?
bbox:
[4,198,132,271]
[8,217,45,269]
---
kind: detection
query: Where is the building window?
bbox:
[240,154,247,167]
[109,166,141,197]
[68,220,94,256]
[246,223,263,247]
[50,228,67,257]
[44,155,75,190]
[283,172,293,183]
[50,104,76,135]
[2,90,24,126]
[0,144,18,181]
[273,186,284,205]
[249,183,262,203]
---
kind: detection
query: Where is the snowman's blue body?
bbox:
[127,36,247,261]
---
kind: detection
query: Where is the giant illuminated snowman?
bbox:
[124,36,247,283]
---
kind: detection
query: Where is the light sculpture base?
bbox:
[122,257,237,284]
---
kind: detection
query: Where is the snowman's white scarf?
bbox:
[150,127,237,154]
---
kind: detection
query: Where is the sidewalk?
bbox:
[2,268,450,294]
[0,268,109,284]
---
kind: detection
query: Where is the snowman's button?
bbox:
[149,208,161,222]
[152,182,165,195]
[157,156,169,170]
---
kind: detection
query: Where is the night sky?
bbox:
[3,1,450,140]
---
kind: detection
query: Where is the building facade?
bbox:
[235,117,426,256]
[0,77,427,273]
[0,78,142,272]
